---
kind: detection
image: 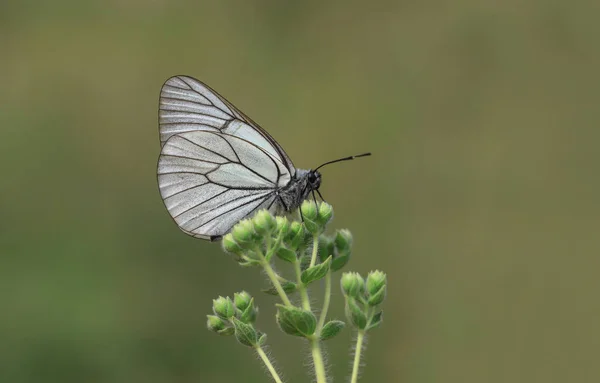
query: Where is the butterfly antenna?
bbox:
[314,152,371,171]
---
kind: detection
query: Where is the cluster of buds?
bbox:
[207,291,265,347]
[221,202,338,268]
[341,270,387,331]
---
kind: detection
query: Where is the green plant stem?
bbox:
[309,233,320,267]
[311,338,328,383]
[316,270,332,333]
[255,345,284,383]
[294,260,327,383]
[257,248,292,307]
[350,330,366,383]
[294,260,311,311]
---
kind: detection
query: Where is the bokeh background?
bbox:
[2,1,599,382]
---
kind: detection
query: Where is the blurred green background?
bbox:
[1,1,599,382]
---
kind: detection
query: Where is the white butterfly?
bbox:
[157,75,369,241]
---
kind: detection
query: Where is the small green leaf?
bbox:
[237,258,262,267]
[367,286,386,306]
[301,256,332,285]
[331,253,351,271]
[345,298,367,330]
[217,327,235,336]
[262,280,297,295]
[231,317,259,347]
[276,304,317,337]
[367,311,383,331]
[303,219,320,234]
[239,298,257,324]
[258,332,268,346]
[276,247,297,263]
[320,320,345,341]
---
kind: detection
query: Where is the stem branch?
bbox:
[255,345,284,383]
[350,330,366,383]
[309,233,320,267]
[316,270,332,333]
[311,338,327,383]
[258,247,292,307]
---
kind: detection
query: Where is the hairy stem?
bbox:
[350,330,366,383]
[255,345,284,383]
[316,270,332,333]
[294,260,327,383]
[309,233,320,267]
[311,338,328,383]
[257,247,292,307]
[294,260,311,311]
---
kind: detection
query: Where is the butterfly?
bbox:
[157,75,370,241]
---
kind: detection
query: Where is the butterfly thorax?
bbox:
[277,169,321,212]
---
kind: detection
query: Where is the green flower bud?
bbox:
[366,270,387,296]
[317,202,333,226]
[275,216,290,237]
[234,291,252,312]
[231,219,255,246]
[206,315,226,332]
[301,200,318,220]
[253,209,275,235]
[334,229,353,251]
[213,296,235,319]
[222,233,242,254]
[286,221,305,249]
[340,272,364,299]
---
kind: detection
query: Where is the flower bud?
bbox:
[340,272,364,299]
[222,233,242,254]
[317,202,333,226]
[213,296,235,319]
[286,221,305,249]
[275,216,290,237]
[234,291,252,312]
[206,315,226,332]
[366,271,387,306]
[231,219,255,246]
[300,200,318,221]
[253,209,275,235]
[334,229,353,251]
[366,270,387,296]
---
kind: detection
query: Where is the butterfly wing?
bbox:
[157,130,289,240]
[159,75,296,177]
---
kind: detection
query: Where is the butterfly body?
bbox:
[276,169,321,212]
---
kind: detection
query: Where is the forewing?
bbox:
[157,130,287,240]
[159,75,296,176]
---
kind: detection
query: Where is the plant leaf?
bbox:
[231,317,258,347]
[276,304,317,337]
[262,280,297,295]
[300,256,332,285]
[367,310,383,331]
[320,320,345,341]
[276,246,297,263]
[345,297,367,330]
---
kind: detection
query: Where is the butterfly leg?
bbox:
[316,189,326,203]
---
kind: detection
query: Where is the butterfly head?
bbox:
[307,170,322,190]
